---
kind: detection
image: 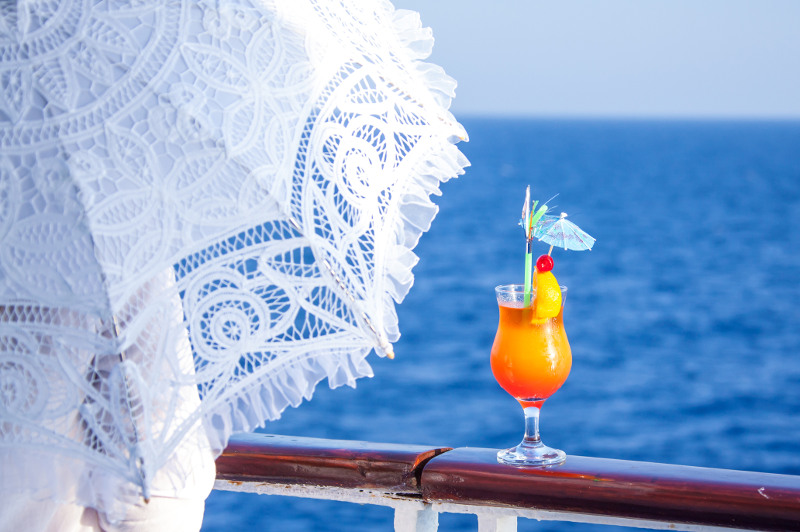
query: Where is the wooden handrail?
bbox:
[215,434,800,531]
[216,433,451,496]
[421,447,800,531]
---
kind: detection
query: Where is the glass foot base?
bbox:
[497,440,566,466]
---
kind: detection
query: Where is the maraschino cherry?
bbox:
[536,254,554,272]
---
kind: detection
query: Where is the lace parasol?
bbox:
[0,0,467,520]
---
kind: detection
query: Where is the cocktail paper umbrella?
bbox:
[0,0,467,520]
[534,212,596,252]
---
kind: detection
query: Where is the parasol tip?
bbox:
[375,334,394,359]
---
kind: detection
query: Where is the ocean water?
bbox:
[202,118,800,531]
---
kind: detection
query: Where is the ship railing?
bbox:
[214,433,800,532]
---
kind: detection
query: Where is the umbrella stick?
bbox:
[548,245,553,256]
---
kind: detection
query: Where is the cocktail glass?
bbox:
[491,283,571,466]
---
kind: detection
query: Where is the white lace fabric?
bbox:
[0,0,468,520]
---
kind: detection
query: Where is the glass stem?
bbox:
[522,406,541,445]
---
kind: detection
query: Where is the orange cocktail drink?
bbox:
[491,281,570,466]
[496,187,593,466]
[491,302,571,409]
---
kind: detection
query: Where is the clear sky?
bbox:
[394,0,800,119]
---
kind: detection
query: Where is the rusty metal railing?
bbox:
[214,433,800,531]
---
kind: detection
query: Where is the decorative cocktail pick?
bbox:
[520,186,549,305]
[520,188,594,305]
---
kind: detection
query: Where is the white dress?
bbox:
[0,271,216,532]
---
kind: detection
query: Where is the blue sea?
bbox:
[202,118,800,531]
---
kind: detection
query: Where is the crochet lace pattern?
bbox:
[0,0,467,520]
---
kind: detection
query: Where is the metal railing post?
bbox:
[394,503,439,532]
[477,514,517,532]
